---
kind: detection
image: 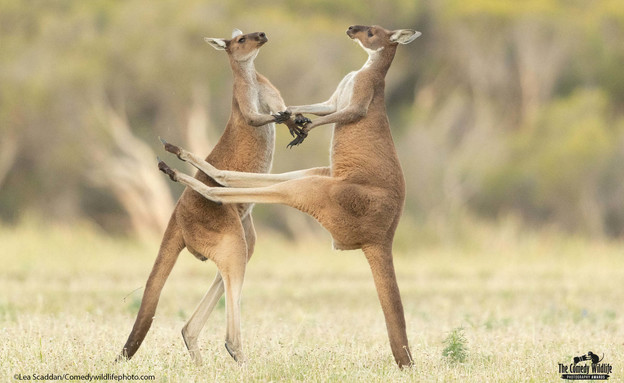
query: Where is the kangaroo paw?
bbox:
[294,114,311,127]
[272,110,292,124]
[287,131,308,148]
[287,124,303,138]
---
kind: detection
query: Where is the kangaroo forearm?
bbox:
[289,102,336,116]
[244,112,275,127]
[307,107,366,131]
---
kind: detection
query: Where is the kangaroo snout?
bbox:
[255,32,268,44]
[346,25,365,38]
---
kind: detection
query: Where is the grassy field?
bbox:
[1,220,624,382]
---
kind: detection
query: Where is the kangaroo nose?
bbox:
[259,32,266,38]
[348,26,354,31]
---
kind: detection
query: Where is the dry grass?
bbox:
[1,220,624,382]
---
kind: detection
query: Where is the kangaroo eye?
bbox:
[368,30,373,37]
[238,37,246,43]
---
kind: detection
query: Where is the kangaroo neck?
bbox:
[214,56,274,173]
[230,57,257,84]
[360,44,397,77]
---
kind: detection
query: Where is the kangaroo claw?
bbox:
[294,114,311,127]
[288,125,304,138]
[287,131,308,148]
[272,110,292,124]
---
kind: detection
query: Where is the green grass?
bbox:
[442,327,468,364]
[1,220,624,382]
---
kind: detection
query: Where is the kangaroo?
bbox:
[157,25,420,368]
[116,29,302,365]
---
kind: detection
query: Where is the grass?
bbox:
[442,327,468,364]
[1,220,624,382]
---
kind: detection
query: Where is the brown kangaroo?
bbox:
[116,29,302,364]
[158,25,421,368]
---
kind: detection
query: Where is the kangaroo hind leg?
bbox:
[116,218,185,362]
[362,244,412,368]
[180,215,256,365]
[181,272,224,365]
[210,234,249,364]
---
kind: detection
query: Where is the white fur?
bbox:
[356,38,384,55]
[238,57,258,81]
[355,39,384,68]
[231,29,243,38]
[205,37,227,50]
[389,29,421,44]
[239,49,260,63]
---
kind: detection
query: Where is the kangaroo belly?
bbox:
[303,182,401,250]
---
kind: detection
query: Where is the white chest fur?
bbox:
[336,72,357,110]
[335,44,383,111]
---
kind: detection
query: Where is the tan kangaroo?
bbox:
[157,25,421,368]
[116,29,302,364]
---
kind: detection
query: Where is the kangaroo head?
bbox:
[346,25,421,53]
[204,29,268,62]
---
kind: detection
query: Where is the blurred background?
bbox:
[1,0,624,246]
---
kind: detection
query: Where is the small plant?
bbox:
[442,327,468,364]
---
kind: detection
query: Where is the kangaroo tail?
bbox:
[116,217,185,361]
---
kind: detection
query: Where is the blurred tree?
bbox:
[87,102,175,241]
[477,90,622,237]
[0,0,623,240]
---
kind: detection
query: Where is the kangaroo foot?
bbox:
[182,329,203,365]
[159,137,185,161]
[224,342,246,365]
[157,158,178,182]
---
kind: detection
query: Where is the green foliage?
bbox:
[1,0,624,239]
[442,327,468,364]
[444,0,559,19]
[477,90,624,236]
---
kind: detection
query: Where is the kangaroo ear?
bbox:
[231,29,243,38]
[204,37,228,50]
[390,29,421,44]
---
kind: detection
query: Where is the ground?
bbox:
[1,221,623,382]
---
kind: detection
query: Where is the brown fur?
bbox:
[116,30,298,364]
[158,25,420,368]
